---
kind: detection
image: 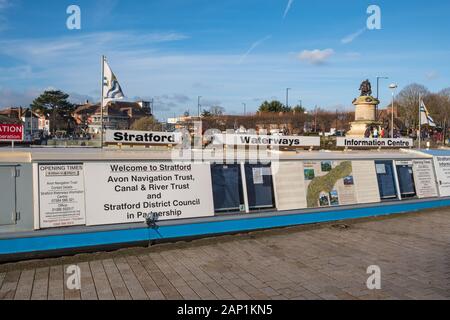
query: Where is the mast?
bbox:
[418,93,422,150]
[100,55,105,148]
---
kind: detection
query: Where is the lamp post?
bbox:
[197,96,202,118]
[303,111,309,133]
[29,108,33,145]
[376,76,389,120]
[286,88,291,110]
[377,77,389,99]
[314,105,318,133]
[389,83,398,138]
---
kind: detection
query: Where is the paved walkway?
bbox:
[1,208,450,300]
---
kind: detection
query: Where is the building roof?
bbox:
[0,115,21,124]
[0,107,21,118]
[73,101,151,118]
[73,103,100,115]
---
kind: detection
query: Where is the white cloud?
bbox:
[0,65,33,80]
[0,31,189,63]
[425,71,439,80]
[298,49,335,65]
[238,35,272,64]
[341,28,366,44]
[283,0,294,19]
[0,88,40,107]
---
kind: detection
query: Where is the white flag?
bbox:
[103,60,124,100]
[420,101,436,127]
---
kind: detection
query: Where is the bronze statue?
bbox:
[359,79,372,96]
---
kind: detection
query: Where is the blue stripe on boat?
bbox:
[1,199,450,256]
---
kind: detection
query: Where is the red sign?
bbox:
[0,124,24,142]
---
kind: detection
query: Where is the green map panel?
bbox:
[307,161,353,208]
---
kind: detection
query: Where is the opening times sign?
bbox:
[84,162,214,226]
[412,160,439,198]
[38,164,86,228]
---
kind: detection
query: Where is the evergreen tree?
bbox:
[30,90,74,134]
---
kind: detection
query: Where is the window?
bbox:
[396,162,417,199]
[244,164,275,210]
[375,161,398,200]
[211,164,244,213]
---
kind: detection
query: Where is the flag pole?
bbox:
[419,93,422,150]
[100,55,105,149]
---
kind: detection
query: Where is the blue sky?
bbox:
[0,0,449,120]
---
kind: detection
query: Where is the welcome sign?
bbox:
[213,134,320,147]
[84,162,215,226]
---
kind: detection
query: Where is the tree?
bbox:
[439,87,450,99]
[131,116,162,131]
[438,88,450,143]
[258,100,290,113]
[292,105,306,114]
[201,106,225,118]
[396,83,429,128]
[30,90,75,134]
[201,109,212,117]
[209,106,225,116]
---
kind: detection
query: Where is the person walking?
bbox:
[373,127,379,139]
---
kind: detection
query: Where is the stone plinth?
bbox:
[347,96,381,138]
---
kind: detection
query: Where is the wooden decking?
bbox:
[1,208,450,300]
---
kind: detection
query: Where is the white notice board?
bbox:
[38,164,86,228]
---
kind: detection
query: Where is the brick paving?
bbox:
[1,207,450,300]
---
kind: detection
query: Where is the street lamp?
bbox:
[389,83,398,138]
[197,96,202,118]
[286,88,291,110]
[376,76,389,120]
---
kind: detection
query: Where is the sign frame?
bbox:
[0,124,24,142]
[83,161,215,226]
[213,134,320,148]
[336,138,414,148]
[105,130,182,146]
[36,163,87,229]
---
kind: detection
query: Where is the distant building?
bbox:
[0,114,21,125]
[73,100,153,134]
[0,107,23,120]
[0,107,51,139]
[166,115,203,133]
[20,110,40,140]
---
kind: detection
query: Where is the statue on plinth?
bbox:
[347,80,382,138]
[359,79,372,96]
